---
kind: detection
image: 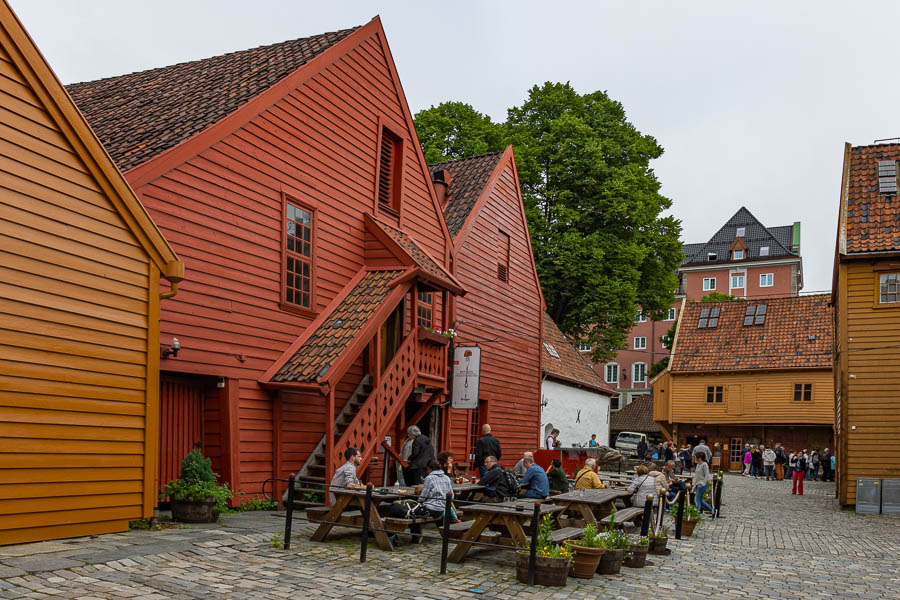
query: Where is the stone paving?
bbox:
[2,475,900,599]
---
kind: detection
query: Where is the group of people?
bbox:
[738,443,834,495]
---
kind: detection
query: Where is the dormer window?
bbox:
[707,252,717,261]
[733,249,744,260]
[760,246,770,257]
[736,227,745,237]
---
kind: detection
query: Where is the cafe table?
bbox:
[447,500,565,563]
[549,488,631,524]
[309,487,402,551]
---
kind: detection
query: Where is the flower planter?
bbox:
[648,537,669,555]
[170,497,218,523]
[624,543,649,568]
[515,553,571,586]
[568,545,605,578]
[680,518,699,537]
[596,548,624,575]
[417,328,450,345]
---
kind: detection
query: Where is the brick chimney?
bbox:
[432,169,452,208]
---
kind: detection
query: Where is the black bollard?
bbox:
[675,486,686,540]
[284,474,295,550]
[714,474,724,518]
[528,502,540,585]
[640,495,653,537]
[360,484,373,563]
[439,492,453,574]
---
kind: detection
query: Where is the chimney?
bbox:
[432,169,452,208]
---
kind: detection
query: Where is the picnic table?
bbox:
[550,488,631,524]
[309,487,402,551]
[382,482,485,501]
[447,500,566,563]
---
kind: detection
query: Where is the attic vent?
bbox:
[698,306,721,329]
[743,303,767,326]
[543,342,560,359]
[378,128,401,209]
[878,160,897,195]
[736,227,746,237]
[707,252,717,261]
[759,246,770,257]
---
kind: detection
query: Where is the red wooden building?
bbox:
[68,18,463,500]
[429,148,544,469]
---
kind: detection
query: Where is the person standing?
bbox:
[763,445,776,481]
[664,442,675,463]
[792,451,807,495]
[679,445,692,473]
[545,428,559,450]
[774,443,786,481]
[588,434,598,447]
[636,438,648,460]
[830,452,836,482]
[692,454,715,515]
[751,446,763,479]
[820,448,832,482]
[693,439,711,463]
[406,425,435,485]
[473,424,501,479]
[808,449,820,481]
[742,446,752,476]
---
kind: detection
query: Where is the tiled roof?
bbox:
[682,207,796,266]
[842,143,900,254]
[670,294,833,373]
[541,313,615,394]
[66,27,358,172]
[767,225,795,253]
[680,243,705,266]
[429,152,504,238]
[272,269,403,382]
[610,395,660,434]
[369,217,460,289]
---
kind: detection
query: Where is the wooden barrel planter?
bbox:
[681,518,699,537]
[624,543,649,568]
[569,545,605,578]
[171,498,217,523]
[515,553,571,586]
[648,537,669,555]
[596,548,624,575]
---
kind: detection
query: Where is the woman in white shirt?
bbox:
[692,453,714,515]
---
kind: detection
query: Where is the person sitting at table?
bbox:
[437,450,460,480]
[627,464,667,507]
[546,458,569,494]
[329,447,364,504]
[478,455,517,501]
[574,458,605,490]
[518,455,550,499]
[418,459,459,522]
[663,460,686,502]
[513,451,533,478]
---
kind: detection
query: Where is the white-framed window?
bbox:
[634,336,647,350]
[736,227,746,237]
[579,341,591,352]
[707,252,717,261]
[703,277,716,291]
[880,273,900,303]
[733,249,744,260]
[760,246,770,257]
[605,363,619,384]
[635,310,647,323]
[731,274,745,289]
[760,273,774,287]
[666,308,676,321]
[633,362,647,383]
[661,336,669,349]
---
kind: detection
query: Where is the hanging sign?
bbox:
[451,346,481,409]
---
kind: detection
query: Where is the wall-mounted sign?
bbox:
[451,346,481,409]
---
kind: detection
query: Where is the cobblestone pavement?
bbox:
[2,475,900,599]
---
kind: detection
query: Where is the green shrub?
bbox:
[161,450,232,514]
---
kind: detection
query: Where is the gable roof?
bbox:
[840,142,900,255]
[682,207,797,266]
[610,395,660,434]
[669,294,832,373]
[66,27,359,172]
[541,313,615,394]
[0,0,182,282]
[429,151,504,238]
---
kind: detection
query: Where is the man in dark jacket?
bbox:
[636,439,648,460]
[473,424,501,478]
[406,425,435,485]
[774,443,786,481]
[478,456,516,499]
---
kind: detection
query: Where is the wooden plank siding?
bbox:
[835,259,900,504]
[0,0,181,545]
[448,152,543,470]
[126,26,451,500]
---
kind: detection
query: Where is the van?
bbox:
[615,431,648,457]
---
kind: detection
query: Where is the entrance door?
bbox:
[729,437,743,471]
[159,375,205,496]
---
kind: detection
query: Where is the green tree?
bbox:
[414,84,683,360]
[701,292,741,302]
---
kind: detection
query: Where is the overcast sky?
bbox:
[13,0,900,293]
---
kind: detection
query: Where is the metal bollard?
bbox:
[284,474,295,550]
[714,474,724,518]
[528,502,540,585]
[360,484,373,563]
[439,492,453,574]
[675,486,686,540]
[640,494,653,537]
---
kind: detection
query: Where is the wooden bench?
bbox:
[600,506,644,529]
[382,515,443,533]
[549,526,584,543]
[306,506,362,526]
[438,520,502,543]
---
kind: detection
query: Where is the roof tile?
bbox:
[610,395,660,434]
[369,217,459,288]
[542,313,614,394]
[429,152,504,238]
[682,207,796,265]
[843,143,900,254]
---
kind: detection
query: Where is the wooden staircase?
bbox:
[297,375,373,483]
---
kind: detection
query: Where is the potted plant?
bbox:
[569,522,606,578]
[515,514,572,586]
[648,526,670,555]
[668,503,702,536]
[623,535,650,568]
[162,450,232,523]
[595,512,630,575]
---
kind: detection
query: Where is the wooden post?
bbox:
[325,386,335,494]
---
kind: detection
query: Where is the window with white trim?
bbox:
[635,310,647,323]
[605,363,619,384]
[707,252,717,261]
[733,249,744,260]
[760,246,770,257]
[633,336,647,350]
[632,362,647,383]
[736,227,746,237]
[879,272,900,303]
[661,336,669,349]
[731,274,745,289]
[703,277,716,291]
[760,273,774,287]
[579,341,591,352]
[666,308,676,321]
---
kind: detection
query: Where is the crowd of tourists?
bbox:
[736,443,834,495]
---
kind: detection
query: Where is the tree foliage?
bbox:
[414,84,683,360]
[701,292,742,302]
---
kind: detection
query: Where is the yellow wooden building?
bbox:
[0,0,183,545]
[653,295,833,471]
[833,142,900,506]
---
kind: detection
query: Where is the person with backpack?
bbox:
[518,455,550,499]
[574,458,605,489]
[808,449,820,481]
[792,450,807,495]
[774,443,786,481]
[478,455,518,500]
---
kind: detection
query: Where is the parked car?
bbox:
[615,431,648,457]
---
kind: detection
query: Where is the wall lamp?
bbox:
[162,337,180,359]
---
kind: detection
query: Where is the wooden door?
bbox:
[159,376,205,495]
[729,437,743,471]
[726,385,743,415]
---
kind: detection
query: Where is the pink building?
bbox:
[595,207,802,410]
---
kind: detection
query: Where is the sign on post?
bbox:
[451,346,481,409]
